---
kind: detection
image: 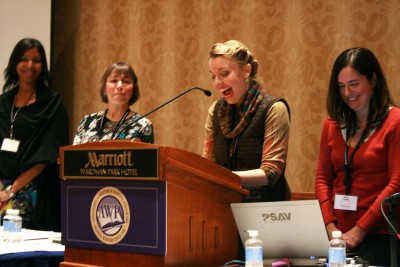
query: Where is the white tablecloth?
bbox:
[0,227,64,255]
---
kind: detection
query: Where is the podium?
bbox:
[58,140,248,267]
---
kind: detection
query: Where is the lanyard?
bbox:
[10,91,35,139]
[99,109,130,140]
[227,110,241,170]
[343,126,369,195]
[228,133,241,170]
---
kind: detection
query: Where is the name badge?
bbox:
[334,194,358,211]
[1,138,20,152]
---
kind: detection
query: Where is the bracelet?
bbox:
[4,185,15,199]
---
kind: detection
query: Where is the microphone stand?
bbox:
[97,86,212,142]
[389,202,398,267]
[381,195,399,267]
[126,87,211,138]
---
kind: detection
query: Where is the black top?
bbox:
[0,86,69,231]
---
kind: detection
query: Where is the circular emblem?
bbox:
[90,186,130,244]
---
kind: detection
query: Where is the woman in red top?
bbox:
[315,47,400,266]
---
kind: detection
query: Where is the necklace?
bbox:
[99,108,130,140]
[10,91,35,139]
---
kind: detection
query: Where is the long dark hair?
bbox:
[326,47,394,136]
[2,38,50,93]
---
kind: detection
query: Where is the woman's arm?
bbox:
[0,163,47,209]
[356,113,400,234]
[237,101,290,188]
[315,119,339,236]
[202,101,217,161]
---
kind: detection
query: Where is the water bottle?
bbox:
[328,230,346,267]
[3,209,12,242]
[3,209,22,243]
[245,230,263,267]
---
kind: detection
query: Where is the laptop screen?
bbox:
[231,200,329,260]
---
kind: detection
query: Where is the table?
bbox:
[0,227,65,267]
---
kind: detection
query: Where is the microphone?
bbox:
[383,192,400,204]
[131,86,211,124]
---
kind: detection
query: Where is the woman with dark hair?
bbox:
[315,47,400,265]
[73,61,154,144]
[0,38,69,231]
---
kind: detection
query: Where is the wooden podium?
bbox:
[59,140,248,267]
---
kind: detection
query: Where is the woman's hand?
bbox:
[342,225,366,249]
[0,190,12,212]
[0,190,11,203]
[326,222,340,240]
[233,169,268,188]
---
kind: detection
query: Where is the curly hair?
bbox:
[209,40,259,79]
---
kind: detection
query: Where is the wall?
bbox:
[52,0,400,193]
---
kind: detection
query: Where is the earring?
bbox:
[245,78,249,83]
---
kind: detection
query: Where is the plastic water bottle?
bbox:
[245,230,263,267]
[2,209,22,243]
[2,209,12,242]
[328,230,346,267]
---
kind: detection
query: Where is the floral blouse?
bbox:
[73,110,154,145]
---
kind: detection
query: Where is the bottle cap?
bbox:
[247,230,259,237]
[6,209,20,215]
[332,230,342,238]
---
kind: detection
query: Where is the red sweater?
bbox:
[315,107,400,234]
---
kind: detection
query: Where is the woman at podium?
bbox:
[202,40,291,202]
[73,61,154,145]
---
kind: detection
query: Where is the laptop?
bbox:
[231,200,329,266]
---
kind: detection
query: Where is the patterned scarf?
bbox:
[218,80,264,138]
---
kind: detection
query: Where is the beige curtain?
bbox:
[53,0,400,193]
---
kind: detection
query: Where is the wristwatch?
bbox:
[4,185,15,199]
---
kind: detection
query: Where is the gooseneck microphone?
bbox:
[131,86,212,125]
